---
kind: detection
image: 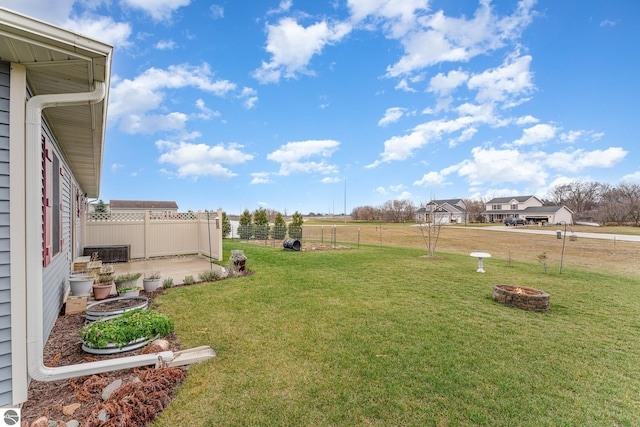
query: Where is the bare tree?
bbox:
[462,199,485,223]
[548,181,602,219]
[417,201,444,257]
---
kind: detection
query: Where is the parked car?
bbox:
[503,217,526,226]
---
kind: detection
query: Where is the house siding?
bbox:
[41,122,75,341]
[0,61,12,405]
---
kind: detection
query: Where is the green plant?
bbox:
[162,277,174,288]
[116,285,141,292]
[95,273,113,284]
[230,250,247,262]
[199,270,221,282]
[79,309,174,349]
[272,212,287,240]
[288,210,304,239]
[145,271,161,280]
[183,275,195,285]
[222,211,231,238]
[114,272,142,283]
[238,209,253,240]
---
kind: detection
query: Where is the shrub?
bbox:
[162,277,174,288]
[199,270,220,282]
[183,275,195,285]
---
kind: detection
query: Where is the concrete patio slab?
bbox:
[109,255,223,286]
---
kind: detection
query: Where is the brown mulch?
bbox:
[21,288,184,427]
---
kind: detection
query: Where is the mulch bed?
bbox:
[21,288,184,427]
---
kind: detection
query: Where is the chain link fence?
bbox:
[229,224,363,249]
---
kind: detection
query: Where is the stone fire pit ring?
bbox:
[493,284,550,312]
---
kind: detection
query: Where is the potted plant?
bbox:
[114,272,142,289]
[93,272,114,300]
[79,309,174,354]
[143,271,162,292]
[117,285,141,298]
[69,273,94,296]
[230,250,247,271]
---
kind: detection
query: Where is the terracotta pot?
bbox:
[93,283,113,300]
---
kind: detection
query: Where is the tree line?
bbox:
[349,180,640,226]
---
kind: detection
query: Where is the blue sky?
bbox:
[4,0,639,214]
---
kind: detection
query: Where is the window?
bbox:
[492,205,502,210]
[511,204,518,210]
[42,135,62,267]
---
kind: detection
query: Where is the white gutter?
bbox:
[26,83,174,382]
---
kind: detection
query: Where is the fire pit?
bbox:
[492,284,550,312]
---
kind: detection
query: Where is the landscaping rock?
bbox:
[101,379,122,401]
[62,403,81,416]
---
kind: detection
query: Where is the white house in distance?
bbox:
[483,196,573,225]
[416,199,468,224]
[0,7,182,408]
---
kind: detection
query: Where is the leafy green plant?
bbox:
[288,210,304,239]
[116,285,141,292]
[272,212,287,240]
[114,272,142,283]
[79,309,174,349]
[238,209,253,240]
[230,250,246,262]
[162,277,174,288]
[183,275,195,285]
[199,270,221,282]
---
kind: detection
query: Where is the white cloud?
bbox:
[389,184,406,192]
[515,115,539,125]
[62,14,133,48]
[513,123,557,146]
[321,177,342,183]
[413,171,447,187]
[155,39,177,50]
[600,19,616,28]
[121,0,191,22]
[621,171,640,182]
[456,146,548,187]
[378,107,406,126]
[109,63,236,133]
[239,87,259,109]
[194,99,220,120]
[250,172,273,184]
[348,0,430,38]
[544,147,627,172]
[428,69,469,97]
[268,0,292,15]
[210,4,224,19]
[375,186,388,196]
[156,140,254,179]
[384,0,536,76]
[467,53,534,106]
[267,139,340,176]
[253,17,352,83]
[368,103,500,167]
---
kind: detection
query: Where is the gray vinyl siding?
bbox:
[41,123,74,342]
[0,61,11,405]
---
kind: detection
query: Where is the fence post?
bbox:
[358,227,360,249]
[144,210,150,259]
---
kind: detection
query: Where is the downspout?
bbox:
[26,82,174,382]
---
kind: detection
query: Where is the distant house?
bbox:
[109,200,179,214]
[0,7,113,406]
[483,196,573,225]
[416,199,468,224]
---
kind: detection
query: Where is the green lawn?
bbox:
[152,242,640,426]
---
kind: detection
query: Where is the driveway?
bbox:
[476,225,640,242]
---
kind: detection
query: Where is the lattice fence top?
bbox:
[86,212,209,222]
[87,212,144,222]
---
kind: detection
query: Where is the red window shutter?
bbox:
[42,136,53,267]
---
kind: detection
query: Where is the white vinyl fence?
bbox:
[81,209,223,260]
